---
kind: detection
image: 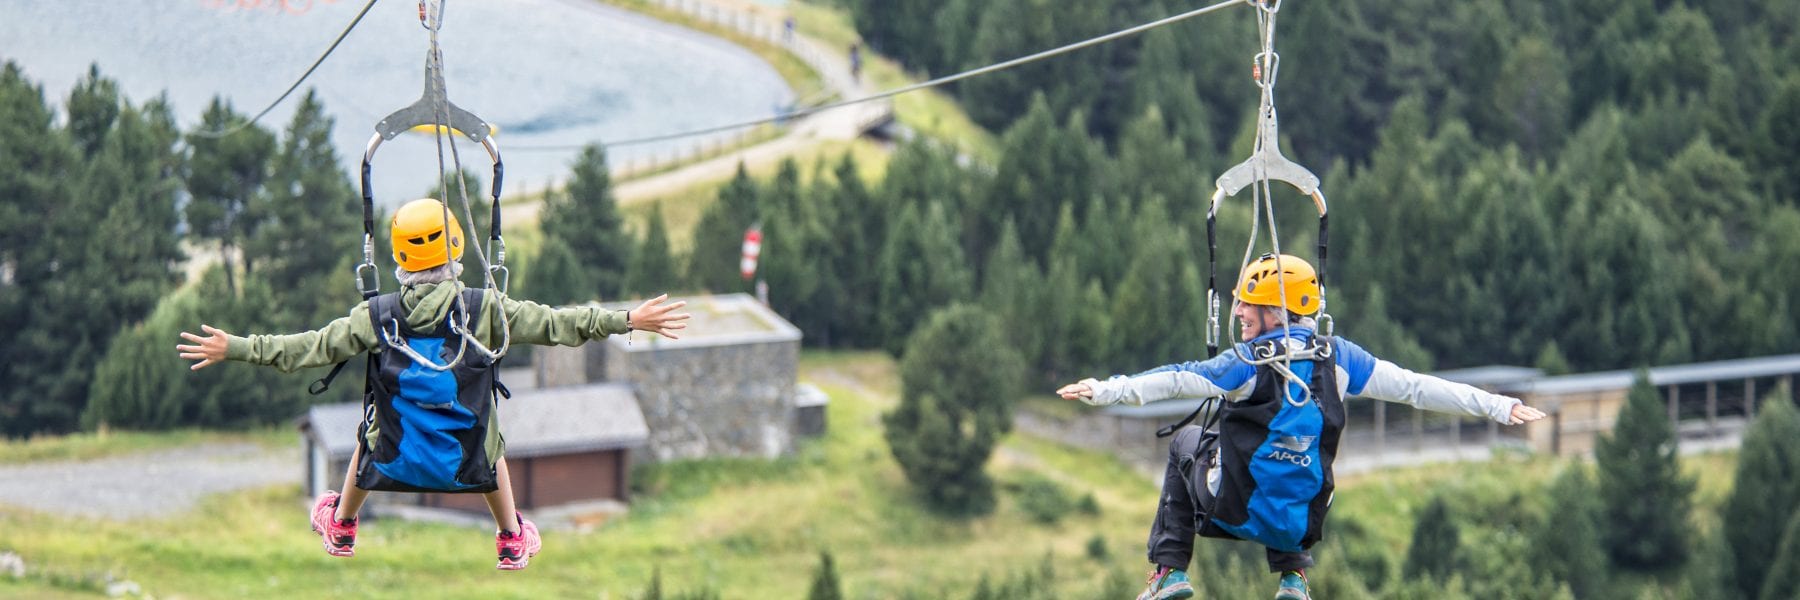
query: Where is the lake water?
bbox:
[0,0,793,202]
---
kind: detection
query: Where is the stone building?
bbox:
[534,293,819,462]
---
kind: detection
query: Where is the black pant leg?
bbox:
[1265,547,1315,572]
[1147,427,1207,571]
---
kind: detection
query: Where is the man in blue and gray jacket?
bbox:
[1058,254,1545,600]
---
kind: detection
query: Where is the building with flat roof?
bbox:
[534,293,820,461]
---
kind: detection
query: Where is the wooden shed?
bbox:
[297,379,649,516]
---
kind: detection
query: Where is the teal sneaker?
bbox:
[1135,566,1194,600]
[1274,570,1309,600]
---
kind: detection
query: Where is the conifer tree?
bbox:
[807,550,844,600]
[1725,389,1800,599]
[248,90,359,325]
[873,202,972,355]
[526,241,594,307]
[759,159,825,331]
[687,164,759,293]
[883,304,1024,515]
[541,144,630,299]
[623,203,681,298]
[978,220,1045,373]
[1528,467,1608,599]
[1596,370,1694,572]
[1762,511,1800,600]
[184,96,276,294]
[1404,496,1461,581]
[5,67,183,434]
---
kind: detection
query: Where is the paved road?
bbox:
[501,0,888,225]
[0,443,298,521]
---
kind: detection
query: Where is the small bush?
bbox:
[1085,534,1110,560]
[1014,475,1074,524]
[1077,492,1101,515]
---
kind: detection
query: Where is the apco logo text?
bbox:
[1267,449,1312,467]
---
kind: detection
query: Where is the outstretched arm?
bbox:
[1357,360,1546,425]
[496,292,690,346]
[1334,338,1545,425]
[177,307,376,373]
[1057,350,1252,407]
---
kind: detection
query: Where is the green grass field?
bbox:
[0,352,1745,598]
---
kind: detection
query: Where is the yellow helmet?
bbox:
[390,198,464,272]
[1235,253,1321,315]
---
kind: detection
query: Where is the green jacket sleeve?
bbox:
[482,291,630,347]
[224,302,379,373]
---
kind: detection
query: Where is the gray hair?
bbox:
[396,261,464,286]
[1250,303,1318,330]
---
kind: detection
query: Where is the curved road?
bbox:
[0,443,297,520]
[502,0,890,224]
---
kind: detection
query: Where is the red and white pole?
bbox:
[740,226,762,281]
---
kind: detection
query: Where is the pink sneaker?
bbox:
[309,491,357,557]
[496,513,541,571]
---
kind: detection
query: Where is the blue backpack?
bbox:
[351,288,507,493]
[1197,336,1345,552]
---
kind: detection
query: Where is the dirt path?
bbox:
[0,443,298,521]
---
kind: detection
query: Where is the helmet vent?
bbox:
[427,231,441,242]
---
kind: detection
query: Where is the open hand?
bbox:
[1056,381,1094,401]
[628,294,690,339]
[176,324,230,371]
[1508,402,1547,425]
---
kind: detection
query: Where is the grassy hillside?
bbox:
[0,352,1743,598]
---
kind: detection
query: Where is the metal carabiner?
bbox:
[418,0,444,32]
[381,318,470,372]
[445,314,502,361]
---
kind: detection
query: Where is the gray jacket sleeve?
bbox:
[1356,360,1520,424]
[1081,372,1238,407]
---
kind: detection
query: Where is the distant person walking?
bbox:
[783,15,796,44]
[849,42,863,84]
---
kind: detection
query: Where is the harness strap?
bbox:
[1157,397,1223,438]
[308,359,353,395]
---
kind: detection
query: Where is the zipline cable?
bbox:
[509,0,1244,151]
[191,0,379,139]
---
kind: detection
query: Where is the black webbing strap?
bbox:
[308,359,353,395]
[308,288,387,395]
[1156,397,1223,438]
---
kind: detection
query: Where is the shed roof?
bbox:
[594,293,802,352]
[1518,354,1800,396]
[299,383,648,460]
[1431,365,1544,388]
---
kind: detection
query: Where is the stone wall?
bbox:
[604,339,799,461]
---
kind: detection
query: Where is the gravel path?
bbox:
[0,443,299,521]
